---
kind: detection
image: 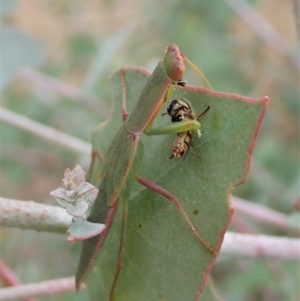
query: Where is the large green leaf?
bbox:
[84,67,267,300]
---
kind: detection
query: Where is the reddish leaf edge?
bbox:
[198,97,267,300]
[117,66,269,300]
[87,66,268,300]
[118,66,268,189]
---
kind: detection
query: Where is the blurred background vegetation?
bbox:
[0,0,299,300]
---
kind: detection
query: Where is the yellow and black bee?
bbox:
[165,99,209,160]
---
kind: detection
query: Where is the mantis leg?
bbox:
[86,149,105,182]
[136,176,218,256]
[109,200,128,301]
[86,68,130,183]
[145,104,210,137]
[77,69,131,290]
[144,119,201,136]
[75,196,119,290]
[120,68,129,122]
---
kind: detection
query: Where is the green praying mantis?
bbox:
[75,44,216,290]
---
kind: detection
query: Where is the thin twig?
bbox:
[292,0,300,42]
[221,232,300,260]
[251,160,287,200]
[0,232,298,300]
[0,277,82,301]
[230,211,254,234]
[232,196,300,235]
[0,107,91,155]
[0,198,72,233]
[0,260,37,301]
[18,67,110,116]
[0,144,74,169]
[228,213,292,287]
[224,0,299,71]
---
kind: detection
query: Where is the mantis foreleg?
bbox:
[144,118,201,136]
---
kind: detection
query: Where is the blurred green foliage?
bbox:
[0,0,298,300]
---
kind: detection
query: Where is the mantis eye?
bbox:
[164,44,187,82]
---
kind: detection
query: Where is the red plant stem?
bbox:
[0,259,37,301]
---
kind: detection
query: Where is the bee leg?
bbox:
[136,176,218,256]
